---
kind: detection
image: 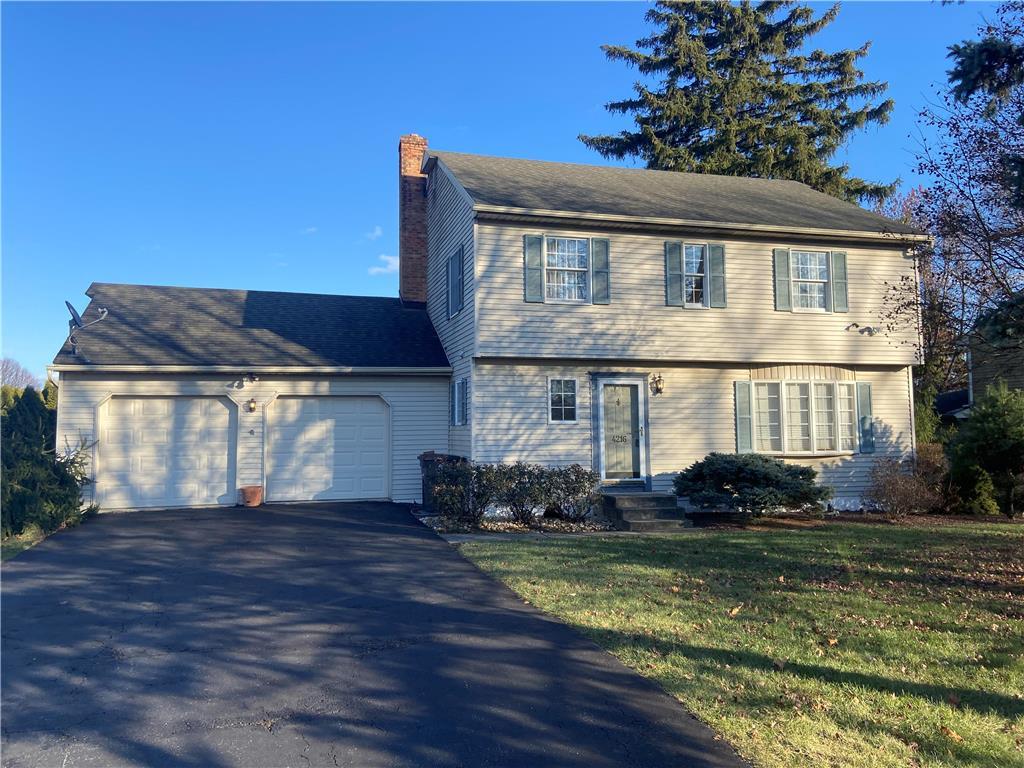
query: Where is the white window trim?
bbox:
[751,379,860,457]
[447,246,464,319]
[787,248,833,314]
[546,377,579,425]
[683,242,711,309]
[451,378,468,426]
[542,235,592,305]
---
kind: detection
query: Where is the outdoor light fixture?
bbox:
[247,398,258,413]
[650,373,665,395]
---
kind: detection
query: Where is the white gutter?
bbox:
[48,365,452,375]
[473,204,932,245]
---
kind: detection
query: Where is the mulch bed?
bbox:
[420,515,615,535]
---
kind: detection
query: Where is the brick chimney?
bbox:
[398,134,429,305]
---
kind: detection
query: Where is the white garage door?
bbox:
[266,396,389,502]
[99,397,236,510]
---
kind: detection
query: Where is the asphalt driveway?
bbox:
[2,503,745,768]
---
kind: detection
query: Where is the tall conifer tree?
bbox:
[580,1,895,204]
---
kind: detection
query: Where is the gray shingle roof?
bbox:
[53,283,450,369]
[429,150,924,237]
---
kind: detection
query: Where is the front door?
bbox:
[601,383,642,480]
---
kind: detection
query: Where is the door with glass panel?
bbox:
[602,384,642,479]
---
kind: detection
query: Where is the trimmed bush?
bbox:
[495,462,547,526]
[543,464,600,522]
[431,461,502,528]
[673,452,831,516]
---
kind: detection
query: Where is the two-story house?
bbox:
[51,134,926,511]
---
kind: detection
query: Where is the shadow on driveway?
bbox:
[2,503,745,767]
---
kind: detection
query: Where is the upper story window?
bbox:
[774,248,848,314]
[545,238,590,303]
[447,245,465,318]
[791,250,830,311]
[684,244,707,307]
[548,378,578,423]
[665,241,726,308]
[524,235,610,305]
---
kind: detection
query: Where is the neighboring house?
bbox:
[967,295,1024,405]
[51,134,927,510]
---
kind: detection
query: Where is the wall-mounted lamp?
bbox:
[650,373,665,395]
[247,398,258,413]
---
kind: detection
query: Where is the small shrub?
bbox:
[949,462,1001,516]
[673,452,831,516]
[496,462,547,526]
[543,464,600,522]
[864,458,944,519]
[431,461,502,528]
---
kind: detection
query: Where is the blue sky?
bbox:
[2,1,996,378]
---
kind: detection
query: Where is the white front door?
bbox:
[265,396,389,502]
[598,382,646,481]
[99,396,236,510]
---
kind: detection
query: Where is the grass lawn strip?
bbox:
[1,524,46,562]
[460,521,1024,768]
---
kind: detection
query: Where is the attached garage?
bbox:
[98,396,237,510]
[266,396,389,502]
[51,284,452,510]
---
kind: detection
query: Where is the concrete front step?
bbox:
[602,492,689,531]
[615,518,689,533]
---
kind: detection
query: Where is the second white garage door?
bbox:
[265,396,389,502]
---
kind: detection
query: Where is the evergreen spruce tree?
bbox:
[580,1,895,204]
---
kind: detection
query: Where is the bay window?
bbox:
[751,380,861,455]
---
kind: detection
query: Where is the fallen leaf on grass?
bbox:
[827,637,839,647]
[940,725,963,743]
[728,604,744,617]
[772,658,786,671]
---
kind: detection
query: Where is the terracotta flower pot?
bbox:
[240,485,263,507]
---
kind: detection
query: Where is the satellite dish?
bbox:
[66,301,84,328]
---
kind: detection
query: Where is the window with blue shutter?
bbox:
[831,251,849,313]
[708,243,727,307]
[591,238,610,304]
[664,242,684,306]
[734,381,754,453]
[447,245,464,318]
[523,235,544,303]
[857,382,874,453]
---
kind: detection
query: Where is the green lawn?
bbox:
[1,524,45,562]
[460,521,1024,768]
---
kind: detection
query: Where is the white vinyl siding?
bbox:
[474,223,916,364]
[425,163,475,456]
[54,372,448,505]
[471,361,913,506]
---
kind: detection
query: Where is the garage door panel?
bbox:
[267,396,388,502]
[100,397,236,510]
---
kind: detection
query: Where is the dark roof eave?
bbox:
[473,204,931,245]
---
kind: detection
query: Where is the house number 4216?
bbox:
[612,434,629,443]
